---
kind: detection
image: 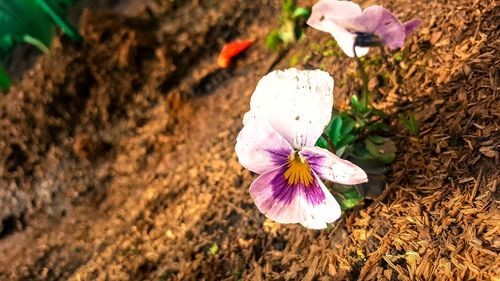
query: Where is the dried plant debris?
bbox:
[0,0,498,280]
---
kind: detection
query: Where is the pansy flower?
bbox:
[307,0,421,57]
[235,68,368,229]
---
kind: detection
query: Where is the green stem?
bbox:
[353,45,369,111]
[22,35,49,53]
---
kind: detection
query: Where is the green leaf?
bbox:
[322,48,335,57]
[294,26,305,41]
[282,0,296,15]
[320,112,359,155]
[394,51,404,62]
[56,0,76,7]
[368,55,382,67]
[315,135,328,149]
[369,108,387,119]
[351,95,361,111]
[324,113,357,146]
[340,115,355,135]
[266,0,309,52]
[364,138,397,163]
[336,134,356,149]
[292,7,310,19]
[0,34,15,58]
[0,0,55,51]
[0,64,11,91]
[368,135,385,145]
[325,39,337,48]
[279,19,296,44]
[330,115,342,143]
[398,112,419,135]
[336,187,364,209]
[35,0,83,42]
[352,148,372,161]
[289,53,300,66]
[367,121,391,133]
[265,30,282,51]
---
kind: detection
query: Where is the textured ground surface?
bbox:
[0,0,498,280]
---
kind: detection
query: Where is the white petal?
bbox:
[299,175,342,229]
[235,111,292,174]
[249,68,334,149]
[301,146,368,185]
[329,27,370,58]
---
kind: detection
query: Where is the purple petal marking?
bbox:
[266,147,292,167]
[301,177,326,206]
[300,149,328,178]
[270,165,326,206]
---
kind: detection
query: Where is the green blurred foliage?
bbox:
[0,64,11,91]
[0,0,82,91]
[398,111,419,136]
[337,188,364,210]
[208,243,219,255]
[265,0,311,51]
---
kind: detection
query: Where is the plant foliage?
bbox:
[0,0,82,91]
[265,0,311,51]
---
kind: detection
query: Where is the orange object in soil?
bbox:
[217,39,254,68]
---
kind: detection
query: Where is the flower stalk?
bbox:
[353,44,370,111]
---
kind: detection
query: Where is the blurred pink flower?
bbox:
[235,68,367,229]
[307,0,420,57]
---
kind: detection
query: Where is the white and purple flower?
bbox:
[307,0,421,57]
[235,68,368,229]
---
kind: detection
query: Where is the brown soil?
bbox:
[0,0,498,280]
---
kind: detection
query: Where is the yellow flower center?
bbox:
[283,152,314,187]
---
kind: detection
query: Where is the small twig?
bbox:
[415,136,425,161]
[331,189,347,200]
[322,133,336,153]
[469,167,483,202]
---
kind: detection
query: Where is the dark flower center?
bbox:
[354,32,382,47]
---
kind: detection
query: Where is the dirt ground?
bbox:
[0,0,498,280]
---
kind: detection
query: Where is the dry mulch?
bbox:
[0,0,498,280]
